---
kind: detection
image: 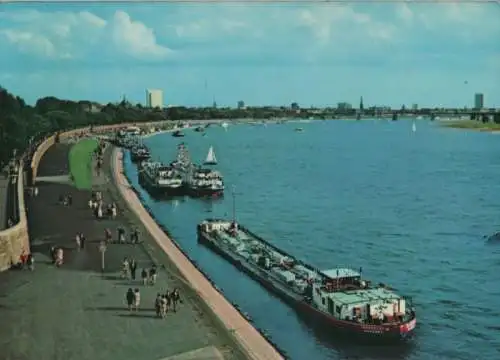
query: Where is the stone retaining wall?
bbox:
[1,121,168,272]
[0,160,29,271]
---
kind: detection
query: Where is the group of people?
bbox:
[59,194,73,206]
[124,287,183,318]
[122,258,182,319]
[121,257,157,285]
[88,191,117,220]
[12,249,35,270]
[122,258,183,318]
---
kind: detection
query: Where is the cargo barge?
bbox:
[197,219,417,340]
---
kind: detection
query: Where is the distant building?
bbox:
[337,102,352,110]
[412,104,418,110]
[237,100,245,109]
[146,89,163,108]
[474,93,484,109]
[359,97,364,111]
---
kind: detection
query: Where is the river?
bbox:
[123,119,500,360]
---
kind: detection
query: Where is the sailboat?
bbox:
[412,121,417,133]
[204,146,217,165]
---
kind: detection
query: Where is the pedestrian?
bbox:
[88,199,93,209]
[126,288,134,311]
[55,248,64,267]
[141,268,148,286]
[130,259,137,280]
[161,294,168,318]
[80,233,85,249]
[170,288,182,312]
[149,265,157,285]
[27,253,34,271]
[75,233,81,251]
[105,228,112,243]
[155,293,162,318]
[133,288,140,312]
[122,258,130,279]
[34,187,38,197]
[68,194,72,206]
[118,228,125,243]
[50,246,56,264]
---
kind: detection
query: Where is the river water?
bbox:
[123,120,500,360]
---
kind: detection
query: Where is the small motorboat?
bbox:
[172,130,185,138]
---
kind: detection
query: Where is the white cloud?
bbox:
[0,9,172,60]
[111,11,171,60]
[0,29,57,58]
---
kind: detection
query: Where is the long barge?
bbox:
[197,219,417,340]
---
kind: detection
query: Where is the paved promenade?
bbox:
[0,143,246,360]
[112,150,284,360]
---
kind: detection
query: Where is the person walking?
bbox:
[141,268,148,286]
[130,259,137,280]
[149,265,157,285]
[27,253,35,271]
[126,288,134,312]
[133,288,141,312]
[122,258,130,279]
[80,233,86,250]
[170,288,182,312]
[75,233,81,251]
[155,293,162,318]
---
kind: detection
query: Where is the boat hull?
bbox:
[188,187,224,198]
[197,227,416,341]
[138,172,186,197]
[131,154,151,163]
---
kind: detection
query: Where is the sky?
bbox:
[0,1,499,108]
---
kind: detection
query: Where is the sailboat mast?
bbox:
[232,185,236,223]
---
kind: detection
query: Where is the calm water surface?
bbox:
[124,120,500,360]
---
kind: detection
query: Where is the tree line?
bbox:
[0,87,310,166]
[2,86,499,167]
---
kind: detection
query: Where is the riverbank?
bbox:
[111,148,285,360]
[0,142,250,360]
[439,119,500,132]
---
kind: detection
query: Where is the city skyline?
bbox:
[0,2,499,108]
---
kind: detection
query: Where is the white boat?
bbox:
[412,121,417,133]
[221,122,229,129]
[204,146,217,165]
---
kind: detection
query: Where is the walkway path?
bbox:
[0,143,245,360]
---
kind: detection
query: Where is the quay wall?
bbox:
[23,121,285,357]
[112,149,284,360]
[0,160,29,271]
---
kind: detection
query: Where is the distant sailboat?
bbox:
[412,121,417,133]
[204,146,217,165]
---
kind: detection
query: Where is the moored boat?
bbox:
[187,167,224,197]
[196,219,417,340]
[130,145,151,162]
[138,161,184,196]
[172,130,185,137]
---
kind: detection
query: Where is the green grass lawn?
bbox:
[69,138,99,190]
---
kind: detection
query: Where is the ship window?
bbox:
[322,298,325,305]
[336,306,341,313]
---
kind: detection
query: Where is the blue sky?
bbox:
[0,1,499,108]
